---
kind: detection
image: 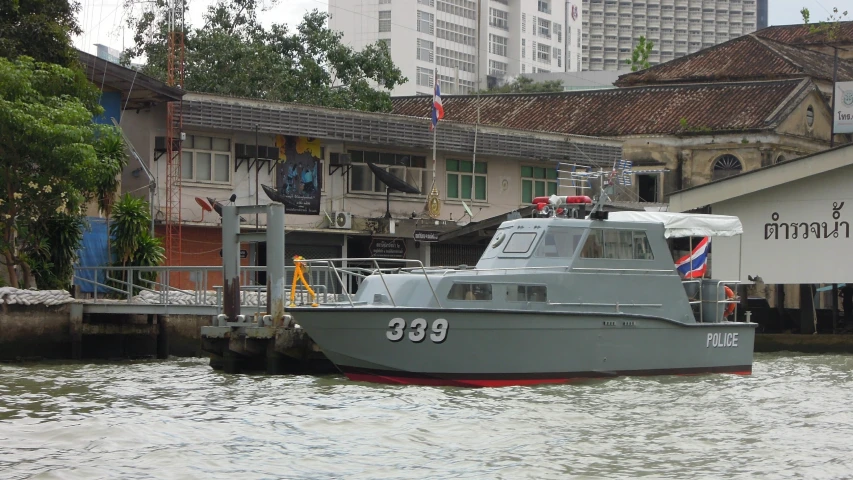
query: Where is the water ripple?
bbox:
[1,353,853,479]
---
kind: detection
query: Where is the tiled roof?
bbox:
[754,21,853,45]
[390,79,814,137]
[615,35,853,87]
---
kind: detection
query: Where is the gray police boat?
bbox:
[289,195,756,387]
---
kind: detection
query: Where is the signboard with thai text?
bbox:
[369,238,407,259]
[835,81,853,134]
[274,135,321,215]
[709,164,853,284]
[413,230,441,242]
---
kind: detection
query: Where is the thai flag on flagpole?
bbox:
[430,81,444,131]
[675,237,710,279]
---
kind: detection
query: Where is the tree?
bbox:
[484,76,564,94]
[801,7,849,41]
[0,57,123,288]
[0,0,82,66]
[110,194,164,294]
[123,1,406,112]
[627,36,654,72]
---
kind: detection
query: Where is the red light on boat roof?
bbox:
[531,196,593,205]
[536,203,546,211]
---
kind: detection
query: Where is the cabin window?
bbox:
[507,285,548,302]
[581,229,655,260]
[534,227,584,258]
[448,283,493,301]
[503,232,538,254]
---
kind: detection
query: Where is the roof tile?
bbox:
[391,80,812,137]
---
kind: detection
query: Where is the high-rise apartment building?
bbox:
[581,0,768,71]
[329,0,583,96]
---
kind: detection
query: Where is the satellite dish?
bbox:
[261,184,299,210]
[461,200,474,219]
[195,197,213,222]
[367,162,420,194]
[366,162,420,218]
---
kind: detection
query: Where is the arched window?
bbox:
[775,154,787,164]
[712,154,742,180]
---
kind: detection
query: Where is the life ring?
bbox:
[724,286,736,318]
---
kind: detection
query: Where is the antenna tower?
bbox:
[165,0,184,269]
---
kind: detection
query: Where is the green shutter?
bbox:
[475,176,486,200]
[447,173,459,198]
[475,162,487,174]
[533,167,546,179]
[461,175,473,199]
[460,160,473,173]
[547,181,557,196]
[447,159,459,172]
[534,180,545,197]
[522,179,532,203]
[521,166,533,177]
[546,168,557,180]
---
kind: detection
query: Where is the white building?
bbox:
[329,0,583,96]
[581,0,769,71]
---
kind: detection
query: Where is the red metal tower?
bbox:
[164,1,184,274]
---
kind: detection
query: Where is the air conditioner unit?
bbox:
[330,211,352,229]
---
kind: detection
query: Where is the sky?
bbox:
[73,0,842,56]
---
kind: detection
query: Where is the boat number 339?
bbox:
[386,318,449,343]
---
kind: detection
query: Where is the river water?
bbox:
[1,353,852,479]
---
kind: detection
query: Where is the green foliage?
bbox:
[29,214,84,290]
[0,56,105,288]
[801,7,849,41]
[110,194,163,294]
[627,36,654,72]
[484,76,564,94]
[0,0,82,66]
[678,117,712,133]
[123,2,406,112]
[93,126,129,218]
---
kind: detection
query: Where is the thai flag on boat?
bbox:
[675,237,710,279]
[430,81,444,131]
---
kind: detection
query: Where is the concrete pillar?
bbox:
[267,202,286,324]
[222,204,241,322]
[69,303,83,360]
[156,315,169,359]
[799,284,816,334]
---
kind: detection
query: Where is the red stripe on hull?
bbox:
[343,366,752,387]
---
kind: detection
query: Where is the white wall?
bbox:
[711,165,853,284]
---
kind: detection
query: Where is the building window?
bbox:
[637,174,658,203]
[437,19,476,46]
[447,159,487,200]
[806,105,815,128]
[537,43,551,63]
[416,66,433,87]
[437,0,476,20]
[437,47,475,72]
[417,10,434,35]
[489,8,509,30]
[417,38,434,62]
[380,0,391,3]
[712,154,743,180]
[378,38,390,51]
[522,13,526,33]
[521,166,557,203]
[349,150,427,194]
[538,0,551,14]
[555,47,562,68]
[489,34,508,56]
[180,135,231,184]
[378,10,391,33]
[538,18,551,38]
[488,59,507,75]
[522,64,526,73]
[417,0,434,5]
[521,38,526,58]
[555,22,562,43]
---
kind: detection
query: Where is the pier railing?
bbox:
[72,265,339,316]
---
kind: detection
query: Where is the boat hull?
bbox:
[289,307,756,387]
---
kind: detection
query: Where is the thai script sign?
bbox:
[764,202,849,240]
[370,238,407,258]
[835,81,853,134]
[413,230,441,242]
